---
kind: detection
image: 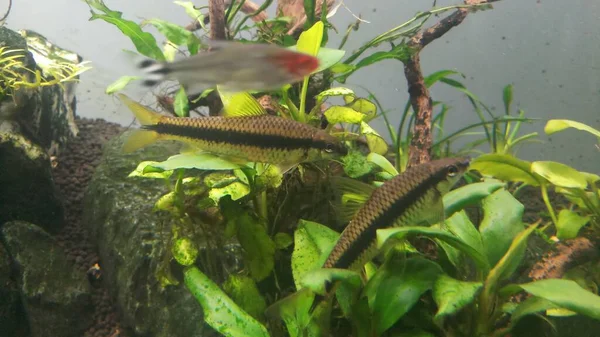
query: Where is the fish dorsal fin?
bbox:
[217,86,267,117]
[330,176,377,223]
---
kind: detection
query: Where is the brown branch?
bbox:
[187,0,268,32]
[404,0,499,166]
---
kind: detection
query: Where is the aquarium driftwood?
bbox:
[528,237,598,281]
[404,0,499,166]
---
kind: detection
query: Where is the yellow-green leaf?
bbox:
[531,161,589,189]
[345,97,377,121]
[544,119,600,138]
[470,154,541,186]
[209,182,251,204]
[106,75,139,94]
[556,209,590,240]
[172,237,199,266]
[296,21,324,57]
[361,121,389,155]
[324,106,365,124]
[128,161,173,179]
[316,87,355,102]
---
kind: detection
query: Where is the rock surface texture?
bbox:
[84,132,218,337]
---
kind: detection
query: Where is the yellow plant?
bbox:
[0,45,91,99]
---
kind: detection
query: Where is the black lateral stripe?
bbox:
[147,123,329,151]
[333,169,446,269]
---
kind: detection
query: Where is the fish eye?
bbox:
[447,165,459,177]
[325,143,335,153]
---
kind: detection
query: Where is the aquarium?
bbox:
[1,1,599,337]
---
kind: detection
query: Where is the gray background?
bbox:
[5,0,599,172]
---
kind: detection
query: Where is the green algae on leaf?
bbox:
[324,106,365,124]
[235,214,275,281]
[172,237,199,266]
[128,161,173,179]
[291,220,339,290]
[223,274,267,321]
[184,266,270,337]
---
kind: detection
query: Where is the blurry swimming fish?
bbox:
[118,93,346,166]
[137,41,319,95]
[309,157,471,313]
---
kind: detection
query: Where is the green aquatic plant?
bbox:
[265,179,600,337]
[0,45,90,101]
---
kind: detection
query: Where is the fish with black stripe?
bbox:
[117,92,347,166]
[310,156,471,312]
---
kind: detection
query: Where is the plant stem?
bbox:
[540,183,559,225]
[298,77,309,123]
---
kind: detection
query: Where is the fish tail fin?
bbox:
[117,93,163,153]
[117,93,162,126]
[122,129,159,153]
[135,58,171,88]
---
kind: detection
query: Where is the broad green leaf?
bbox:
[377,226,490,274]
[85,0,165,60]
[174,87,190,117]
[292,220,340,290]
[299,268,362,296]
[367,152,399,176]
[341,150,375,178]
[150,152,242,171]
[184,266,269,337]
[471,154,541,186]
[479,189,525,268]
[484,223,537,296]
[143,18,196,46]
[316,87,355,102]
[297,21,324,57]
[372,258,443,335]
[303,0,317,28]
[360,121,388,155]
[222,274,267,321]
[172,237,199,266]
[274,232,294,249]
[345,97,377,121]
[153,191,177,212]
[518,279,600,320]
[266,288,330,337]
[255,164,284,189]
[503,84,513,115]
[236,213,276,281]
[531,161,588,189]
[128,161,173,179]
[511,296,561,327]
[395,330,437,337]
[208,182,251,204]
[324,106,365,124]
[106,75,139,94]
[433,274,482,325]
[436,210,484,269]
[556,209,590,240]
[544,119,600,138]
[442,181,505,218]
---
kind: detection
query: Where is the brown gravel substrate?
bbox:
[52,117,127,337]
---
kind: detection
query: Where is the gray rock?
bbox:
[0,241,28,337]
[2,221,93,337]
[0,27,81,155]
[0,125,64,233]
[84,132,239,337]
